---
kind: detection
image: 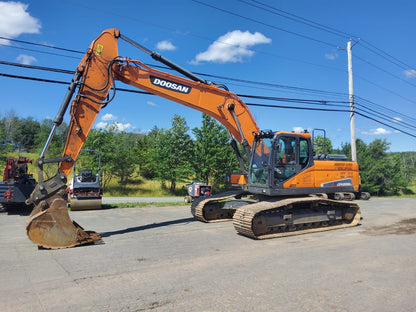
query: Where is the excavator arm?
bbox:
[26,29,259,249]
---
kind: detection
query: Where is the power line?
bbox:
[354,54,416,89]
[0,33,348,81]
[237,1,416,78]
[0,59,347,99]
[0,60,74,74]
[1,3,410,109]
[353,72,416,106]
[247,102,416,139]
[0,43,81,60]
[359,39,416,71]
[0,36,84,54]
[0,4,414,141]
[353,111,416,139]
[0,72,69,85]
[191,0,337,48]
[189,1,416,102]
[3,59,411,131]
[354,101,416,132]
[1,59,412,124]
[239,94,349,106]
[2,59,414,129]
[243,0,415,75]
[243,93,416,132]
[0,70,344,106]
[355,96,416,124]
[239,0,357,40]
[2,71,415,139]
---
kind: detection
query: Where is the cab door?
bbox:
[273,134,313,188]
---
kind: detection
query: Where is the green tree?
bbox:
[365,139,393,195]
[0,144,13,163]
[153,115,193,193]
[387,153,408,194]
[192,114,235,188]
[34,119,69,157]
[0,113,4,141]
[12,117,40,150]
[312,135,333,155]
[84,125,120,188]
[398,152,416,186]
[112,131,138,184]
[343,138,408,196]
[33,119,69,179]
[2,110,18,142]
[135,129,158,179]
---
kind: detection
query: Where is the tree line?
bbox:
[1,110,415,196]
[0,111,239,193]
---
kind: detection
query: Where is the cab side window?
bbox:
[299,138,309,169]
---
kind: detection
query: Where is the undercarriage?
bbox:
[191,192,361,239]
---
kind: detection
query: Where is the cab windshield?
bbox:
[250,137,272,185]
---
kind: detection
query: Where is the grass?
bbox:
[2,151,186,198]
[103,177,188,197]
[409,179,416,194]
[102,201,188,209]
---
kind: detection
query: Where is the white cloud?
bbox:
[95,121,108,129]
[147,101,157,107]
[393,117,402,123]
[101,113,117,121]
[95,121,135,132]
[0,2,41,45]
[137,129,151,134]
[292,126,305,133]
[191,30,271,64]
[362,128,392,135]
[15,54,36,65]
[325,53,338,60]
[96,114,135,132]
[114,122,134,131]
[156,40,176,51]
[404,69,416,78]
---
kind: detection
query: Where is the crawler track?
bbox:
[233,197,361,239]
[191,190,253,223]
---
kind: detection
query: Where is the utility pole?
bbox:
[347,40,357,162]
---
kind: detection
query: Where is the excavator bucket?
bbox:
[25,190,101,249]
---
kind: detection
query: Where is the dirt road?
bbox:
[1,198,415,311]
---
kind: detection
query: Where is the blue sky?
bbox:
[1,0,415,152]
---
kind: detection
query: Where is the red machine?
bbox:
[0,157,36,210]
[184,181,212,203]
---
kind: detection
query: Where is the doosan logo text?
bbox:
[150,76,191,94]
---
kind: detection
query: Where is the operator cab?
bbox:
[248,131,314,195]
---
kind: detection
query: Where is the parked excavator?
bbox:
[26,29,367,249]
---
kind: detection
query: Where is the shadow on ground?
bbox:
[99,217,196,238]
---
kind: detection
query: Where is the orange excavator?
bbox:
[26,29,367,249]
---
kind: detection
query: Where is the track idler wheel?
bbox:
[25,189,101,249]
